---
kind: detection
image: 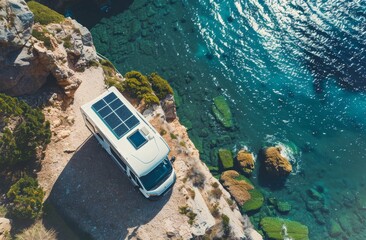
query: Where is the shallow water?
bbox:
[86,0,366,238]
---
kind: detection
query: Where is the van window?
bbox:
[84,116,95,133]
[130,172,142,188]
[110,147,126,170]
[95,132,103,141]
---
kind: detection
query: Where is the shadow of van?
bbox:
[46,136,171,239]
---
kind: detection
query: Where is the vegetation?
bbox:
[148,73,173,100]
[0,94,51,168]
[221,214,231,237]
[123,71,159,107]
[100,59,124,93]
[170,132,177,139]
[210,203,220,218]
[7,176,45,220]
[27,1,64,25]
[15,221,57,240]
[218,149,234,170]
[178,205,197,225]
[212,96,233,128]
[186,167,206,188]
[63,35,72,49]
[210,187,223,199]
[31,28,53,50]
[260,217,309,240]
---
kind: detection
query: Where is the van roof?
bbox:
[80,87,170,177]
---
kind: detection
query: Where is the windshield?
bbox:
[140,157,173,191]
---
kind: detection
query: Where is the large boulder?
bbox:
[161,94,177,122]
[260,217,309,240]
[236,149,255,174]
[0,0,34,52]
[220,170,253,206]
[0,0,97,98]
[263,146,292,177]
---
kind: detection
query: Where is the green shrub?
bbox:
[148,73,173,100]
[32,28,53,50]
[221,214,231,237]
[210,187,223,199]
[7,176,45,220]
[27,1,64,25]
[0,94,51,167]
[63,35,72,49]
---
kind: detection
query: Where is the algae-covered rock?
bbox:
[260,217,309,240]
[236,149,255,174]
[218,149,234,170]
[212,96,233,128]
[241,189,264,212]
[220,170,253,205]
[327,219,342,238]
[277,201,292,214]
[263,146,292,177]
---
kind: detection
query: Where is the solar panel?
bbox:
[92,92,140,139]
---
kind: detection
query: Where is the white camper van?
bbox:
[80,87,176,199]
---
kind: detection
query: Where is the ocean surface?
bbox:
[72,0,366,238]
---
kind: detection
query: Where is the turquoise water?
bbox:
[86,0,366,238]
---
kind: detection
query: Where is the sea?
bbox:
[69,0,366,238]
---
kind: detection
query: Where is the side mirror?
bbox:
[170,156,176,163]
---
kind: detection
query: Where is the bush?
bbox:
[0,94,51,168]
[27,1,64,25]
[63,35,72,49]
[148,73,173,100]
[186,167,206,188]
[210,187,223,199]
[32,28,53,50]
[221,214,231,237]
[7,176,45,220]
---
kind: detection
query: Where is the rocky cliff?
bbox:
[0,0,97,98]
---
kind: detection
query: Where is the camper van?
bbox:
[80,87,176,199]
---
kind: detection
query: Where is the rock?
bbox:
[0,217,11,239]
[58,129,70,139]
[218,149,234,170]
[263,146,292,177]
[212,96,233,128]
[161,94,177,122]
[241,189,264,212]
[276,201,291,214]
[0,1,97,100]
[306,200,323,212]
[220,170,253,206]
[260,217,309,240]
[236,149,255,174]
[0,0,33,52]
[327,219,342,238]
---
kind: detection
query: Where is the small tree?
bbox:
[7,176,45,220]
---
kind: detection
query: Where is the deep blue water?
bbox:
[86,0,366,238]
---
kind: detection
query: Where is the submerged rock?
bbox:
[241,189,264,212]
[218,148,234,170]
[260,217,309,240]
[212,96,233,128]
[236,149,255,174]
[263,146,292,177]
[276,201,292,214]
[327,219,342,238]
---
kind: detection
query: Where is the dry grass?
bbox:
[16,221,57,240]
[186,166,206,189]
